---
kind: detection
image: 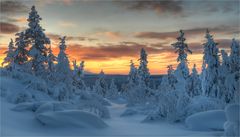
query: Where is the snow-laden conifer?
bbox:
[186,64,202,97]
[94,70,108,97]
[2,39,16,70]
[201,29,220,98]
[25,6,50,75]
[171,30,192,79]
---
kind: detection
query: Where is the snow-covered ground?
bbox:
[1,96,223,137]
[0,75,227,137]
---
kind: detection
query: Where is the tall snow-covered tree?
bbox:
[171,30,192,79]
[47,45,57,73]
[201,29,220,98]
[25,6,50,75]
[224,39,240,103]
[72,60,86,90]
[218,50,230,101]
[128,60,138,84]
[229,39,240,73]
[55,36,71,82]
[94,70,108,97]
[137,48,150,85]
[186,64,202,97]
[13,32,29,66]
[2,39,15,69]
[53,36,73,101]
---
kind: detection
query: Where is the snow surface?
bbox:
[1,97,224,137]
[185,110,226,131]
[1,76,225,137]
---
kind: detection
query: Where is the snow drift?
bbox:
[36,110,108,128]
[185,110,226,131]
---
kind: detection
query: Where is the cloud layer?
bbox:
[0,22,20,34]
[0,0,28,14]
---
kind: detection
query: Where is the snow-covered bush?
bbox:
[11,102,43,112]
[224,104,240,137]
[53,83,72,101]
[25,76,49,93]
[120,109,138,117]
[78,99,110,119]
[7,90,32,104]
[106,79,119,99]
[35,101,75,114]
[185,95,223,116]
[126,83,153,106]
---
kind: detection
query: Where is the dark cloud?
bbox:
[46,33,98,42]
[204,0,239,14]
[187,39,232,54]
[0,22,20,34]
[121,0,183,16]
[0,0,28,14]
[119,0,239,17]
[63,41,173,61]
[62,38,233,61]
[135,25,239,40]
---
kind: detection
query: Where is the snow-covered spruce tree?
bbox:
[167,30,192,122]
[2,39,15,70]
[186,64,202,97]
[54,36,72,101]
[122,60,138,93]
[171,30,192,79]
[201,29,220,98]
[126,48,153,105]
[128,60,138,84]
[13,32,29,69]
[56,36,71,82]
[72,60,86,91]
[229,39,240,73]
[94,70,108,97]
[145,65,179,122]
[218,50,231,102]
[137,48,150,85]
[46,45,57,81]
[158,65,177,93]
[224,39,240,103]
[106,79,119,99]
[47,45,57,73]
[25,6,50,76]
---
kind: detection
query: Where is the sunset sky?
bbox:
[0,0,239,74]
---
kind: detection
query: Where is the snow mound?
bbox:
[11,102,42,112]
[36,110,108,128]
[224,104,240,137]
[185,110,226,131]
[35,101,74,114]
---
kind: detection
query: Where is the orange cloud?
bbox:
[0,38,229,75]
[104,31,122,39]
